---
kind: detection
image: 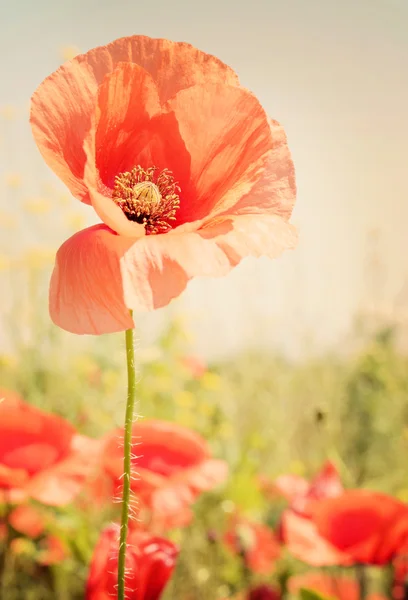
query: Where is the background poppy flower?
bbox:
[37,535,67,566]
[30,35,297,335]
[264,461,343,516]
[181,355,207,378]
[247,584,281,600]
[224,516,281,574]
[289,572,387,600]
[8,504,46,538]
[0,389,99,506]
[102,419,228,529]
[86,523,178,600]
[311,490,408,565]
[280,509,352,566]
[275,462,349,566]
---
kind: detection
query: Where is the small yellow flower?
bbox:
[58,193,73,207]
[60,45,81,61]
[217,585,230,598]
[289,460,306,476]
[0,255,12,271]
[176,411,196,428]
[201,372,221,391]
[5,172,22,189]
[197,401,215,417]
[23,197,53,215]
[397,489,408,503]
[0,353,17,368]
[0,105,17,120]
[73,354,98,375]
[174,390,194,408]
[218,422,234,439]
[196,568,210,584]
[21,248,55,269]
[10,538,36,557]
[65,212,86,231]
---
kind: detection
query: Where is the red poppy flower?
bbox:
[0,390,99,506]
[276,462,348,566]
[86,523,178,600]
[289,572,386,600]
[247,584,281,600]
[102,419,228,529]
[8,504,46,538]
[224,516,281,574]
[263,461,343,516]
[280,509,352,566]
[181,355,207,378]
[37,535,67,566]
[311,490,408,566]
[30,35,297,335]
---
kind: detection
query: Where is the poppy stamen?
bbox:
[112,166,180,234]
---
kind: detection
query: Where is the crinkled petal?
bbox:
[30,35,238,203]
[50,224,231,334]
[49,225,135,335]
[121,228,231,312]
[85,108,193,236]
[217,119,296,220]
[198,213,297,266]
[50,213,296,335]
[166,83,273,224]
[94,62,161,187]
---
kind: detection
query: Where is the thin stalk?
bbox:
[356,564,367,600]
[117,321,136,600]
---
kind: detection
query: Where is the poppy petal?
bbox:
[9,505,46,538]
[281,510,352,567]
[94,62,161,187]
[313,491,408,565]
[219,119,296,220]
[26,440,98,506]
[50,223,231,334]
[49,225,135,335]
[31,35,238,204]
[166,83,273,224]
[199,213,297,265]
[85,109,193,236]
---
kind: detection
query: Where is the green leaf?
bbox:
[299,588,334,600]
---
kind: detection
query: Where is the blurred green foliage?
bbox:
[1,252,408,598]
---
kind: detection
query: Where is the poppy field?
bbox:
[1,244,408,599]
[1,31,408,600]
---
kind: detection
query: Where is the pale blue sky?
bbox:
[1,0,407,357]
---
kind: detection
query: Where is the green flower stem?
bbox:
[117,320,136,600]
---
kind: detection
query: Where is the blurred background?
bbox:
[1,0,408,599]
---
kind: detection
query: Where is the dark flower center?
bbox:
[112,165,180,234]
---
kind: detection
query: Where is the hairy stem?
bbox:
[117,322,136,600]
